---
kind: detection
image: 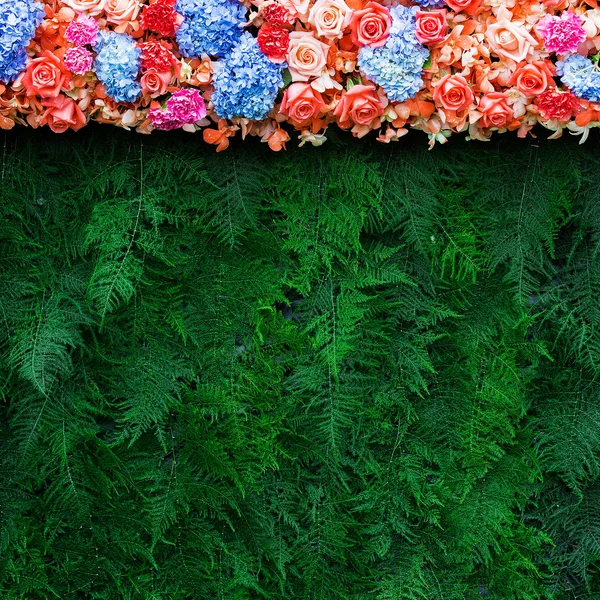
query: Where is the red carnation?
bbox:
[140,0,179,37]
[257,23,290,63]
[536,90,581,122]
[139,40,177,72]
[263,3,295,27]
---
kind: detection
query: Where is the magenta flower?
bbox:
[537,11,586,55]
[65,13,99,47]
[150,88,206,131]
[64,46,94,75]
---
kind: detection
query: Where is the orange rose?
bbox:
[333,84,383,126]
[349,2,391,48]
[22,51,72,99]
[445,0,481,15]
[509,61,555,97]
[104,0,141,27]
[479,92,513,129]
[140,69,171,97]
[279,82,325,125]
[40,96,86,133]
[433,74,474,112]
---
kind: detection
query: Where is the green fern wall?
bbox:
[1,128,599,599]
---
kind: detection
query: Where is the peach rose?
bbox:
[280,0,310,18]
[445,0,481,15]
[509,61,555,97]
[349,2,391,48]
[308,0,352,40]
[279,82,325,125]
[140,69,171,97]
[415,9,447,45]
[60,0,105,16]
[40,96,86,133]
[104,0,140,25]
[286,32,330,81]
[433,74,474,112]
[479,92,513,128]
[22,51,71,98]
[486,16,538,63]
[333,84,383,126]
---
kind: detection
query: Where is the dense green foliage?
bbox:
[1,127,600,599]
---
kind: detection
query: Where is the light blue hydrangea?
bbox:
[211,32,284,120]
[557,54,600,102]
[93,31,141,103]
[175,0,246,58]
[0,0,44,83]
[358,5,429,103]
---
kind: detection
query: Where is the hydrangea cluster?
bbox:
[411,0,445,8]
[93,31,141,103]
[537,12,586,55]
[0,0,44,83]
[557,54,600,102]
[175,0,245,58]
[212,32,284,120]
[358,5,429,102]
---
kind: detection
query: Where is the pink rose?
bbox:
[486,16,538,62]
[415,9,447,45]
[60,0,106,16]
[40,96,86,133]
[104,0,140,26]
[307,0,352,40]
[348,2,391,48]
[333,84,383,126]
[140,69,171,97]
[279,82,325,125]
[445,0,481,15]
[433,74,473,112]
[286,32,330,82]
[479,92,513,128]
[509,61,555,97]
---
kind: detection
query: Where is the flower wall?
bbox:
[1,0,600,148]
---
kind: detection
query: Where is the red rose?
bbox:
[258,23,290,63]
[22,51,71,99]
[479,92,513,129]
[415,9,447,45]
[40,95,86,133]
[536,91,581,122]
[445,0,482,15]
[140,0,180,37]
[348,2,391,49]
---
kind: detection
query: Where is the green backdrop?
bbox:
[1,128,599,599]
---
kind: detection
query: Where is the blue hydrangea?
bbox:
[175,0,246,58]
[0,0,44,83]
[93,31,141,103]
[411,0,445,7]
[557,54,600,102]
[358,5,429,103]
[212,33,284,120]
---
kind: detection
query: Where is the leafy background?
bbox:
[1,127,599,599]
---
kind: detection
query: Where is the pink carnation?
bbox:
[65,13,99,47]
[150,89,206,131]
[64,47,94,75]
[536,11,586,54]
